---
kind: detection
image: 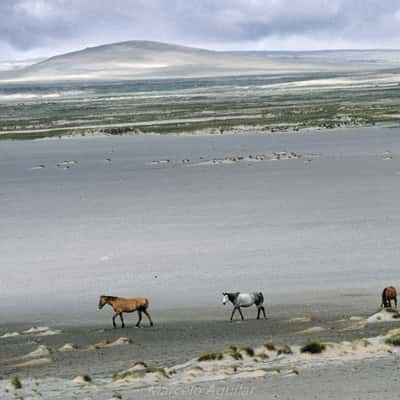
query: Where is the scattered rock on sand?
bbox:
[57,160,78,167]
[382,150,393,160]
[151,159,170,165]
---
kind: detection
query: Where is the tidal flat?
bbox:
[2,125,400,398]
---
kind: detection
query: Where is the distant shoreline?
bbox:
[1,121,399,142]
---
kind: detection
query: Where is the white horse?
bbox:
[222,292,267,321]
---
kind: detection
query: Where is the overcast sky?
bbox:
[1,0,400,60]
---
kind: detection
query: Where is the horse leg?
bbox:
[112,313,118,329]
[120,313,125,328]
[257,307,261,320]
[230,307,237,321]
[238,307,245,321]
[136,310,143,327]
[395,297,398,308]
[143,309,154,326]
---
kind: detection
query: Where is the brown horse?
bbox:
[98,295,154,328]
[381,286,397,308]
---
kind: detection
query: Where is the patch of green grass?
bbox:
[385,336,400,346]
[133,361,148,368]
[264,342,276,351]
[301,341,326,354]
[146,367,170,379]
[198,352,224,362]
[81,375,92,383]
[11,376,22,389]
[227,346,243,360]
[240,347,255,357]
[291,369,300,375]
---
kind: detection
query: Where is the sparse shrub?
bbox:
[113,392,122,399]
[264,342,276,351]
[11,376,22,389]
[259,353,269,360]
[241,347,255,357]
[301,341,326,354]
[386,336,400,346]
[82,374,92,383]
[146,367,169,379]
[277,345,292,355]
[133,361,148,368]
[227,346,243,360]
[198,352,224,362]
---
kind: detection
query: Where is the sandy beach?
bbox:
[1,125,400,398]
[1,301,400,399]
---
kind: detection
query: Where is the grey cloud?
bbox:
[1,0,400,59]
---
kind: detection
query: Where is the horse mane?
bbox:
[102,295,118,301]
[224,292,239,303]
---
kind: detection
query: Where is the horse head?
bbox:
[222,292,239,305]
[98,295,108,309]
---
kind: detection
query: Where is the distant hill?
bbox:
[1,41,400,82]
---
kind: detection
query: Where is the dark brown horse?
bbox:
[381,286,397,308]
[98,295,154,328]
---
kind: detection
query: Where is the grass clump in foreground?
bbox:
[301,341,326,354]
[264,342,276,351]
[240,346,255,357]
[385,335,400,346]
[198,352,224,362]
[277,345,293,355]
[80,375,92,383]
[11,376,22,389]
[228,346,243,360]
